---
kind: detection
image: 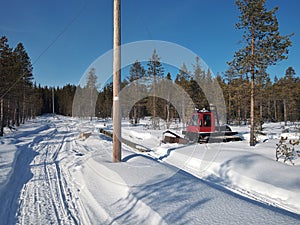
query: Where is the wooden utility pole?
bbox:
[113,0,122,162]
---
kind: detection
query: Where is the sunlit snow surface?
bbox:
[0,115,300,224]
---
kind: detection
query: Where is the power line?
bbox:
[32,2,88,66]
[0,1,88,100]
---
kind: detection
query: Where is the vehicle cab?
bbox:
[186,109,216,133]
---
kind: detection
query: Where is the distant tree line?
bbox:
[0,36,37,136]
[221,66,300,126]
[83,50,300,129]
[0,36,78,136]
[93,51,222,127]
[1,35,299,136]
[0,36,300,136]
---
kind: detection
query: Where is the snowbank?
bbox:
[152,125,300,214]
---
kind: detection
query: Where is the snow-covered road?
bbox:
[0,117,83,224]
[0,115,299,224]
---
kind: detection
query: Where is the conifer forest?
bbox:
[1,34,299,137]
[0,0,299,139]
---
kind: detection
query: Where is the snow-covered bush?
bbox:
[276,136,300,165]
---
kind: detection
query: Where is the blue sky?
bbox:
[1,0,299,87]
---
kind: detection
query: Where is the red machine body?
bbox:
[163,106,241,143]
[186,110,216,134]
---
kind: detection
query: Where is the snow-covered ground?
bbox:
[0,115,300,224]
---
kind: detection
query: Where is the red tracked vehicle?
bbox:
[163,105,241,143]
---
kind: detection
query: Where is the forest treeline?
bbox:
[81,52,300,127]
[1,35,299,136]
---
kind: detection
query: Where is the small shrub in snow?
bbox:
[276,136,300,165]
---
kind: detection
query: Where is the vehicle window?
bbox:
[203,114,211,127]
[190,114,198,126]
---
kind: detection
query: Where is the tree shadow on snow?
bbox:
[108,169,213,224]
[108,163,300,224]
[205,154,300,221]
[0,146,37,225]
[158,144,191,161]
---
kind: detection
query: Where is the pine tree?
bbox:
[97,83,113,118]
[57,84,76,116]
[85,68,98,120]
[256,67,270,130]
[147,49,164,128]
[0,36,38,134]
[164,72,172,126]
[264,75,273,122]
[223,66,246,124]
[128,60,145,124]
[14,42,33,123]
[191,56,207,109]
[230,0,293,146]
[0,36,13,136]
[277,67,298,124]
[272,75,281,121]
[175,63,192,125]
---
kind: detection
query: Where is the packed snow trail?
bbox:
[0,116,83,225]
[16,118,80,225]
